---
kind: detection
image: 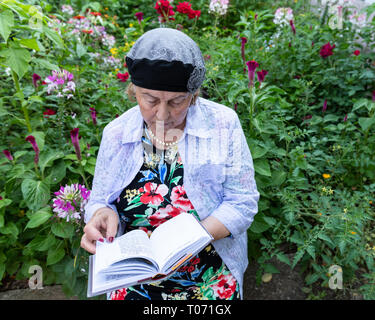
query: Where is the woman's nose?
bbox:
[156,102,170,122]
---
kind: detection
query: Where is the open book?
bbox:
[87,212,213,297]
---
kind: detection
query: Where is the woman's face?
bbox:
[135,85,192,137]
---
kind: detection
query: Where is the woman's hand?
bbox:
[80,207,119,254]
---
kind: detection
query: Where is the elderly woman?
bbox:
[81,28,259,300]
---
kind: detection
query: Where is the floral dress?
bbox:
[109,123,240,300]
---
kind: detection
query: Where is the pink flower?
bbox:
[70,128,81,161]
[343,114,348,122]
[322,99,328,113]
[2,149,13,161]
[25,135,39,165]
[246,60,259,88]
[170,185,194,212]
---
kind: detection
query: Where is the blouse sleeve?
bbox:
[210,112,260,239]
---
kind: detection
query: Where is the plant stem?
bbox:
[11,70,32,133]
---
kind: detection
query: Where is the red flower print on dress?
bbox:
[170,185,194,212]
[111,288,127,300]
[211,273,237,299]
[140,182,168,206]
[148,204,183,227]
[178,255,200,273]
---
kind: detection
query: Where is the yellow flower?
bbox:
[110,47,118,56]
[343,208,347,213]
[322,187,327,192]
[317,212,322,216]
[115,68,119,73]
[129,23,134,28]
[370,200,373,204]
[328,189,334,194]
[350,231,356,235]
[322,173,331,179]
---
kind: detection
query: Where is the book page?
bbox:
[149,212,212,269]
[95,229,156,272]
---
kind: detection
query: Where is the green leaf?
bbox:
[270,170,287,186]
[358,117,375,132]
[263,263,280,274]
[51,222,75,239]
[47,245,65,266]
[254,158,271,177]
[45,160,66,185]
[33,58,59,71]
[76,43,86,58]
[306,245,316,260]
[249,218,271,233]
[24,207,52,229]
[39,150,64,175]
[21,179,50,212]
[1,43,31,80]
[0,10,14,42]
[0,222,19,237]
[276,252,290,266]
[28,131,45,151]
[250,144,268,159]
[42,25,64,49]
[19,38,39,51]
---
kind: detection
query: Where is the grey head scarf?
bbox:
[126,28,206,94]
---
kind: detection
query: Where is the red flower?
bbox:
[353,50,360,56]
[82,29,93,34]
[89,107,97,125]
[43,109,56,118]
[135,11,144,23]
[240,37,247,63]
[148,204,183,227]
[116,72,129,82]
[73,15,85,19]
[32,73,41,88]
[245,60,259,88]
[2,149,13,161]
[176,2,192,14]
[322,99,328,113]
[70,128,81,161]
[372,90,375,101]
[155,0,175,22]
[212,274,237,299]
[111,288,127,300]
[170,185,194,212]
[289,20,296,35]
[320,42,335,58]
[140,182,168,206]
[25,135,40,165]
[90,12,101,16]
[256,69,268,85]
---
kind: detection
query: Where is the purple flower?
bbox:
[372,90,375,101]
[32,73,41,88]
[343,114,348,122]
[246,60,259,88]
[52,183,90,222]
[89,107,97,125]
[2,149,13,161]
[70,128,81,161]
[25,135,39,165]
[322,99,328,113]
[257,69,268,85]
[44,69,75,99]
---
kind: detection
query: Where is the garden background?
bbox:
[0,0,374,300]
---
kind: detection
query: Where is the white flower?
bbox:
[273,7,294,27]
[209,0,229,16]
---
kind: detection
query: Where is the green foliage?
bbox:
[0,0,374,300]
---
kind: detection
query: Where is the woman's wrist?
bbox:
[200,216,231,241]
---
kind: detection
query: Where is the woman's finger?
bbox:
[80,233,97,254]
[84,223,105,243]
